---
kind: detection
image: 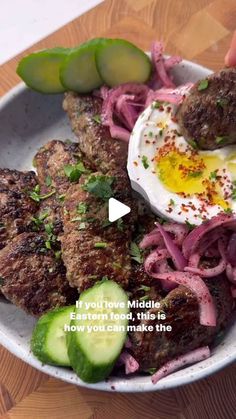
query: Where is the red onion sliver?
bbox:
[155,222,187,270]
[151,346,210,384]
[231,286,236,298]
[153,272,217,326]
[227,233,236,267]
[185,258,227,278]
[151,41,175,88]
[119,351,139,374]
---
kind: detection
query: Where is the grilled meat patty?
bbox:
[60,171,135,291]
[0,232,77,316]
[0,169,38,249]
[63,93,128,172]
[33,139,86,229]
[129,275,233,370]
[177,68,236,150]
[62,93,138,290]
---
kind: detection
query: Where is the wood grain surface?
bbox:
[0,0,236,418]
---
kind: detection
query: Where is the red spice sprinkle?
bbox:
[145,140,151,144]
[133,161,138,166]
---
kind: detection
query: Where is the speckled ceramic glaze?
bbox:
[0,60,235,392]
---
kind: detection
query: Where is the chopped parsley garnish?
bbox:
[29,185,56,202]
[185,220,196,230]
[58,194,65,202]
[71,216,82,222]
[130,242,143,264]
[77,202,88,214]
[187,170,203,178]
[169,199,175,206]
[159,129,163,137]
[0,276,4,286]
[78,222,86,230]
[141,155,149,169]
[92,114,102,124]
[137,285,151,292]
[216,98,228,108]
[139,295,149,302]
[215,136,228,145]
[209,170,217,181]
[151,101,162,109]
[64,161,87,182]
[94,242,108,249]
[117,218,124,231]
[148,131,153,138]
[224,207,233,214]
[198,79,209,91]
[147,368,157,375]
[188,139,198,149]
[83,175,114,200]
[45,175,52,187]
[54,250,62,260]
[31,210,50,228]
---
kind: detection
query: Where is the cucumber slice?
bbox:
[31,305,74,366]
[96,38,152,87]
[67,280,129,383]
[60,39,105,93]
[17,47,70,93]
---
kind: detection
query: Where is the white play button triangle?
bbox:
[108,198,131,222]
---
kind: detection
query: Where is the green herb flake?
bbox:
[216,98,228,108]
[215,136,228,145]
[169,199,175,206]
[187,170,203,178]
[29,185,56,202]
[152,101,162,109]
[117,218,124,231]
[71,216,82,222]
[147,368,157,375]
[58,194,65,202]
[54,250,62,260]
[141,155,149,169]
[77,202,88,214]
[188,139,198,149]
[148,131,153,138]
[45,240,52,250]
[94,242,108,249]
[45,175,52,187]
[209,170,217,181]
[83,175,114,200]
[78,222,87,230]
[137,285,151,292]
[64,161,87,182]
[224,207,233,214]
[130,242,143,264]
[139,295,149,302]
[159,129,163,137]
[198,79,209,91]
[92,114,102,124]
[113,262,122,269]
[185,220,196,230]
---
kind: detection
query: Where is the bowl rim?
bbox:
[0,58,236,393]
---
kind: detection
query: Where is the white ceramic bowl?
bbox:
[0,59,235,392]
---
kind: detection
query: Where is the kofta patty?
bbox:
[0,169,38,249]
[129,275,233,370]
[177,68,236,150]
[0,232,77,316]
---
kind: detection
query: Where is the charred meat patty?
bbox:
[60,171,135,291]
[0,169,38,249]
[177,68,236,150]
[0,232,77,316]
[63,93,128,172]
[129,275,233,370]
[33,139,88,231]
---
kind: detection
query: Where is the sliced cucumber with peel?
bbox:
[67,280,129,383]
[17,48,70,93]
[95,38,152,86]
[60,39,105,93]
[31,305,74,366]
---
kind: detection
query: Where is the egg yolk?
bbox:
[156,150,228,208]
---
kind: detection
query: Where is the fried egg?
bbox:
[127,101,236,225]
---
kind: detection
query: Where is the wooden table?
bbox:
[1,0,236,417]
